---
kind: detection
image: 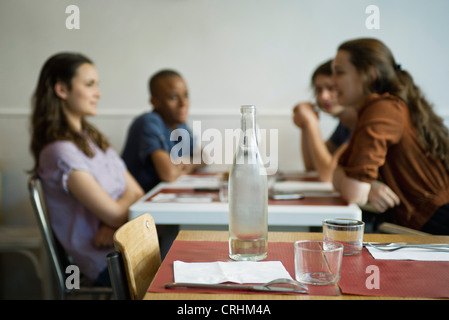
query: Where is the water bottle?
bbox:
[228,105,268,261]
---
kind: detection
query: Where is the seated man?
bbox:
[293,59,357,182]
[122,69,203,257]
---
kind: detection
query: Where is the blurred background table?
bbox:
[129,173,361,228]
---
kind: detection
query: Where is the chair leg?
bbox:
[107,252,130,300]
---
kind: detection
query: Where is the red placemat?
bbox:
[338,247,449,298]
[146,188,347,206]
[149,241,449,298]
[148,241,340,296]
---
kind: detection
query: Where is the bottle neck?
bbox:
[240,106,257,147]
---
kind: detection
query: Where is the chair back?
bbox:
[28,175,113,299]
[28,175,69,299]
[113,213,161,300]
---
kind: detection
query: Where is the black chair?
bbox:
[106,251,130,300]
[28,175,113,299]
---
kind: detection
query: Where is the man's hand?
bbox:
[293,102,319,129]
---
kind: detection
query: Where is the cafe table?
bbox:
[129,173,362,227]
[144,230,449,300]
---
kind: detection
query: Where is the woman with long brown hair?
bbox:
[332,38,449,234]
[30,53,143,285]
[293,59,400,224]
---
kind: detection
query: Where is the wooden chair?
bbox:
[108,213,161,300]
[28,175,113,299]
[378,222,430,235]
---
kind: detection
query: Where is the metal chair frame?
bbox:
[106,251,131,300]
[28,175,112,299]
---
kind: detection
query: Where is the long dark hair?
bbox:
[30,52,110,173]
[338,38,449,172]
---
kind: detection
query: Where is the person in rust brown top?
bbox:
[332,38,449,234]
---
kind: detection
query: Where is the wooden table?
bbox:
[144,230,449,300]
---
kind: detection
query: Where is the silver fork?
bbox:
[364,242,449,252]
[165,278,308,294]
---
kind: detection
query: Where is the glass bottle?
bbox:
[228,105,268,261]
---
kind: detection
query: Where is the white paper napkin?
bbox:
[174,175,222,188]
[151,193,215,203]
[173,260,293,284]
[272,181,340,197]
[366,246,449,261]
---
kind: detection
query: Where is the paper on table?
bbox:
[173,260,293,284]
[366,246,449,261]
[151,193,216,203]
[175,175,222,188]
[272,181,340,197]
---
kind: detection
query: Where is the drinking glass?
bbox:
[294,240,343,285]
[323,218,365,255]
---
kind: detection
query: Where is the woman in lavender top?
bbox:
[30,53,144,286]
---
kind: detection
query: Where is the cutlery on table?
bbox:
[363,242,449,252]
[165,278,308,294]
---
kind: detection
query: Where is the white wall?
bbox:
[1,0,449,225]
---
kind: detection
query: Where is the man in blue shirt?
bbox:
[122,69,203,257]
[122,69,202,192]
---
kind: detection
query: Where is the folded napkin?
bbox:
[273,181,333,192]
[173,260,292,284]
[151,193,215,203]
[366,246,449,261]
[175,175,221,188]
[272,181,340,197]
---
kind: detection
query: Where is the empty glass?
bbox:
[294,240,343,285]
[323,218,365,255]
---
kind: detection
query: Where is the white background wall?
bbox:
[1,0,449,226]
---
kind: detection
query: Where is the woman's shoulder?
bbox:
[41,140,80,155]
[40,140,85,163]
[38,141,88,173]
[361,93,408,118]
[363,93,406,110]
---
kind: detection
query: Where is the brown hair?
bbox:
[30,52,110,173]
[338,38,449,171]
[311,59,333,87]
